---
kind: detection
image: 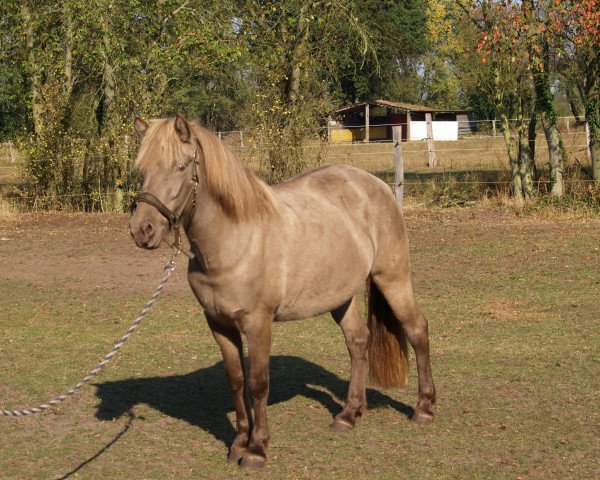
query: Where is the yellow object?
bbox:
[330,126,389,143]
[330,128,353,143]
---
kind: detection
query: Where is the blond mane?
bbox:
[136,118,278,222]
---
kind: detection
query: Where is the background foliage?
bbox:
[0,0,598,209]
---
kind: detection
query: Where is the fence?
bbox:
[0,117,595,211]
[0,142,18,162]
[342,128,591,205]
[226,118,591,174]
[0,141,19,172]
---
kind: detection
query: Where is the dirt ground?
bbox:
[0,212,191,295]
[2,207,593,294]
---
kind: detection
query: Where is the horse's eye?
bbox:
[177,164,186,172]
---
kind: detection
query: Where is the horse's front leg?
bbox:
[206,316,251,464]
[239,316,272,469]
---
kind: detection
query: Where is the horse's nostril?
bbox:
[142,222,154,239]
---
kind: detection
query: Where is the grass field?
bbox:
[0,209,598,479]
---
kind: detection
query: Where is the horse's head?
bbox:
[129,114,200,250]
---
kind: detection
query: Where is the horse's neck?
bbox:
[184,193,259,273]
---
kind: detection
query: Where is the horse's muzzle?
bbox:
[129,213,165,250]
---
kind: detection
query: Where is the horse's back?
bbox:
[275,164,406,245]
[276,164,395,211]
[276,164,389,198]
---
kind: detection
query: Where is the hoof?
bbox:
[329,419,354,433]
[227,448,245,464]
[240,453,267,469]
[411,409,434,425]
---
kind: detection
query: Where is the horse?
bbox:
[129,114,436,468]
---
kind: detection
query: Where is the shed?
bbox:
[328,100,475,143]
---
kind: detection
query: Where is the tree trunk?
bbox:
[591,133,599,183]
[517,100,535,199]
[21,3,43,137]
[494,66,522,202]
[530,32,565,197]
[528,115,537,169]
[565,81,584,125]
[98,17,115,135]
[522,0,564,197]
[285,2,310,126]
[583,96,599,183]
[591,134,599,183]
[533,73,565,196]
[61,2,74,129]
[540,113,564,197]
[500,113,523,203]
[63,3,74,99]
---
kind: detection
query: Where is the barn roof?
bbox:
[332,99,468,115]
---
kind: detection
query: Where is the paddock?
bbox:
[0,209,598,479]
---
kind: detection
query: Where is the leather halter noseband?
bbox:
[133,149,200,257]
[134,191,182,229]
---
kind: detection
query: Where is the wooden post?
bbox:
[240,130,244,148]
[492,119,497,137]
[406,111,411,141]
[425,112,437,167]
[393,126,404,210]
[565,116,570,133]
[365,103,370,143]
[585,121,592,163]
[123,135,129,158]
[327,116,332,143]
[8,141,16,163]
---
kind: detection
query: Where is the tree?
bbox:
[0,2,30,139]
[237,0,378,182]
[333,0,428,104]
[521,0,566,197]
[420,0,463,108]
[458,0,538,201]
[551,0,599,182]
[1,0,247,209]
[458,0,597,198]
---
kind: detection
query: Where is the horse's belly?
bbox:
[275,288,361,320]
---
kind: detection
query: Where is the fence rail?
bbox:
[1,120,591,165]
[1,117,595,212]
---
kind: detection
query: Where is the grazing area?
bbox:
[0,208,598,479]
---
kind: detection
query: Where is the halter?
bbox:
[133,149,200,258]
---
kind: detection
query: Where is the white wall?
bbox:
[409,121,458,141]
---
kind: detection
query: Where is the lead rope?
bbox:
[1,250,180,417]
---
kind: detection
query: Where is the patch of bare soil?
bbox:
[0,212,191,296]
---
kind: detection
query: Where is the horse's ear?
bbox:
[175,113,191,143]
[134,117,148,138]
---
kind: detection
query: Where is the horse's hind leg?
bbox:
[373,274,436,423]
[206,316,251,463]
[330,297,369,432]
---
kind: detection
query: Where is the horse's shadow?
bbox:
[94,355,413,447]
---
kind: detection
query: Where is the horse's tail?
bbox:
[367,280,409,388]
